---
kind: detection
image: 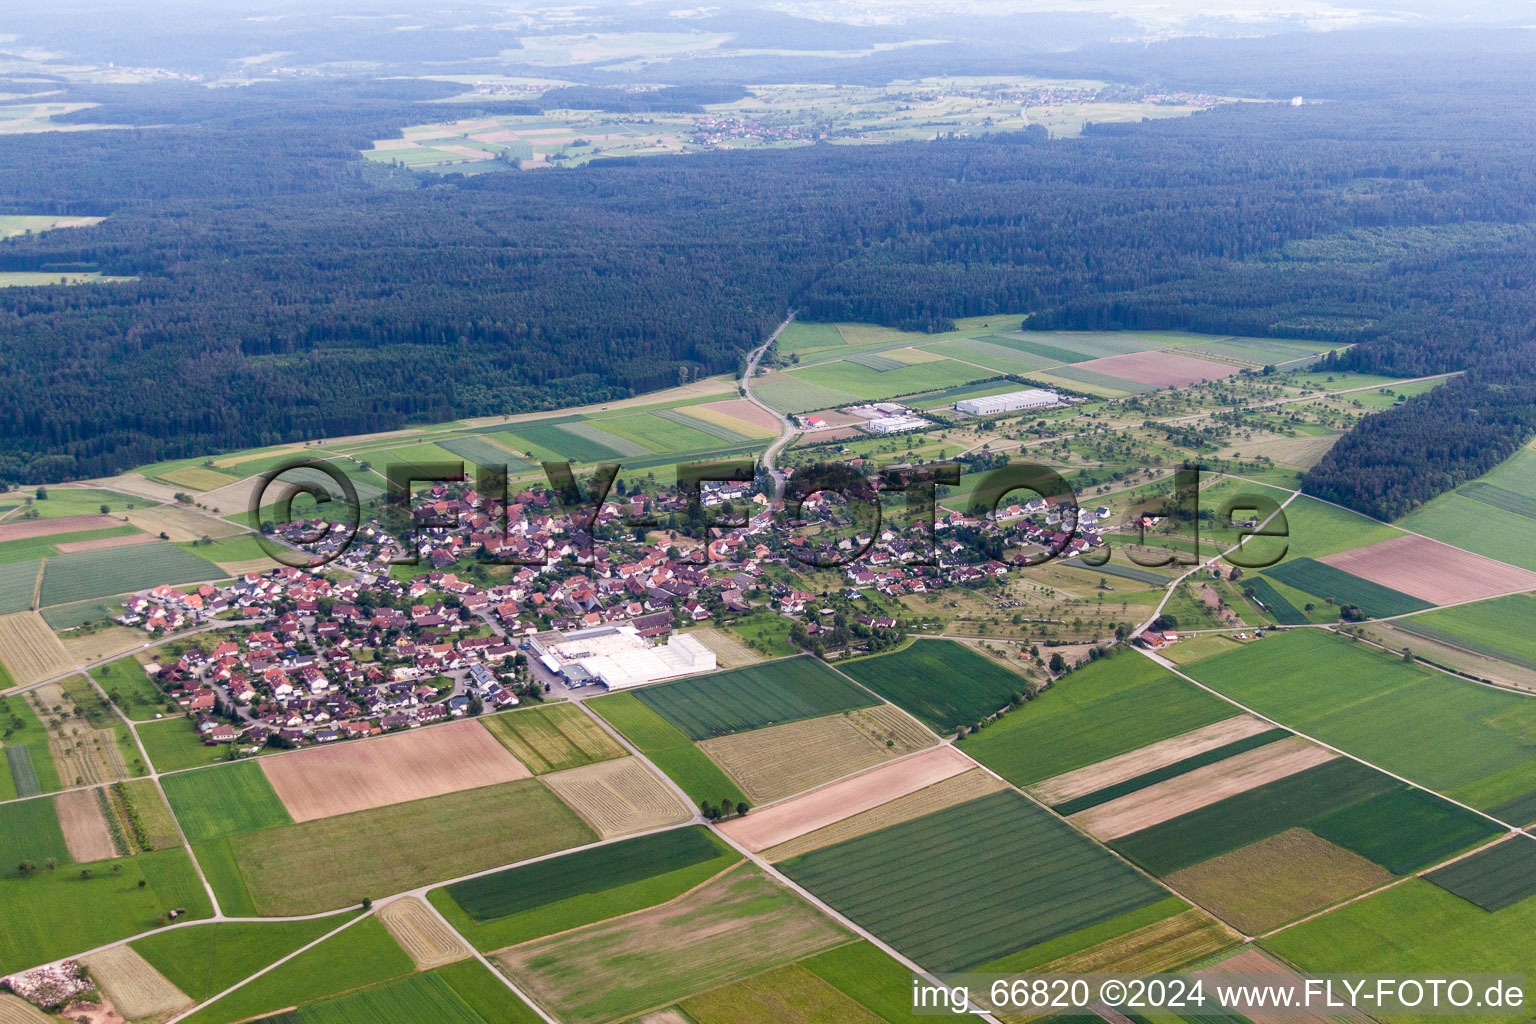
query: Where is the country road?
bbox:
[741,312,799,504]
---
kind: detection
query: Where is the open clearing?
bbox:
[122,505,245,543]
[81,943,194,1020]
[0,611,75,685]
[1167,828,1393,934]
[781,788,1167,971]
[1071,350,1237,387]
[1319,533,1536,605]
[698,706,934,804]
[718,745,973,853]
[0,514,122,542]
[379,896,473,968]
[1030,715,1274,805]
[261,719,530,822]
[1070,737,1337,840]
[480,703,625,774]
[55,788,118,862]
[540,757,692,838]
[496,866,849,1024]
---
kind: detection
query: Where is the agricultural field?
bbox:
[633,656,878,739]
[496,865,850,1024]
[540,756,692,837]
[479,702,626,773]
[80,944,193,1021]
[1391,594,1536,669]
[378,896,472,969]
[679,963,885,1024]
[781,789,1167,971]
[1308,787,1502,874]
[1399,446,1536,571]
[90,655,171,720]
[0,695,64,799]
[0,559,42,614]
[0,611,73,686]
[203,778,594,915]
[1263,557,1430,618]
[587,693,747,806]
[981,899,1232,976]
[433,826,739,951]
[137,716,255,772]
[1185,630,1536,811]
[959,653,1232,787]
[837,639,1027,733]
[1423,836,1536,911]
[0,796,71,876]
[54,788,118,862]
[258,718,531,822]
[161,760,294,842]
[38,543,223,607]
[132,917,352,1003]
[1318,534,1536,606]
[697,705,933,803]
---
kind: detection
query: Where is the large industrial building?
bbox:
[954,388,1061,415]
[532,624,717,690]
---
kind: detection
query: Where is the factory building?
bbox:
[954,388,1061,415]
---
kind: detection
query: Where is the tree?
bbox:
[736,801,749,816]
[361,897,373,910]
[44,857,56,872]
[1048,652,1066,674]
[17,860,35,876]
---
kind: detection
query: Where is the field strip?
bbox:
[81,943,194,1020]
[0,993,54,1024]
[1068,737,1338,840]
[541,757,692,838]
[1029,715,1273,805]
[717,746,973,853]
[0,611,77,686]
[56,787,119,862]
[379,895,473,968]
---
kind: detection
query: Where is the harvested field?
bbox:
[60,626,147,664]
[212,446,305,469]
[55,788,118,862]
[260,718,530,822]
[76,474,185,504]
[0,995,52,1024]
[480,703,625,775]
[689,399,782,436]
[379,896,472,968]
[1026,907,1236,975]
[1030,715,1273,805]
[759,766,1004,861]
[1221,434,1338,469]
[1319,533,1536,605]
[1168,828,1392,934]
[0,514,120,542]
[684,626,762,668]
[0,611,75,686]
[680,964,885,1024]
[81,944,193,1020]
[53,533,157,554]
[122,503,242,543]
[1069,737,1338,840]
[541,757,692,838]
[1072,351,1237,388]
[699,706,934,804]
[496,866,849,1024]
[719,745,974,853]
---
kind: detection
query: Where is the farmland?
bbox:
[211,778,595,915]
[960,653,1232,787]
[983,900,1230,975]
[0,612,80,685]
[1307,787,1502,874]
[1424,836,1536,912]
[496,866,850,1024]
[286,970,484,1024]
[91,656,171,720]
[132,917,352,1002]
[1185,630,1536,810]
[1264,557,1430,618]
[479,702,626,774]
[1399,447,1536,571]
[377,897,472,969]
[1318,534,1536,606]
[587,693,747,806]
[838,639,1027,733]
[634,657,877,739]
[80,944,192,1021]
[161,760,294,842]
[697,706,933,804]
[540,756,692,837]
[1392,594,1536,670]
[38,543,223,607]
[680,964,885,1024]
[434,826,739,950]
[0,693,61,799]
[137,716,253,772]
[780,789,1166,971]
[0,796,71,877]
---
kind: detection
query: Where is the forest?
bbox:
[0,46,1534,520]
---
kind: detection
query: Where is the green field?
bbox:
[776,322,848,357]
[1050,729,1291,815]
[799,940,929,1023]
[0,796,71,877]
[180,916,414,1024]
[781,790,1167,971]
[91,656,171,720]
[211,778,595,915]
[1273,495,1404,562]
[39,543,224,607]
[680,963,886,1024]
[14,488,145,519]
[0,525,144,565]
[0,558,42,613]
[1424,836,1536,912]
[587,693,746,806]
[432,826,740,950]
[1308,788,1503,875]
[0,694,62,799]
[781,357,990,405]
[478,702,625,774]
[436,434,535,472]
[285,970,490,1024]
[1238,576,1308,624]
[1393,594,1536,671]
[1263,558,1430,618]
[1110,758,1400,876]
[1399,447,1536,571]
[0,847,212,972]
[501,420,629,462]
[138,717,248,772]
[960,653,1232,787]
[162,760,293,842]
[634,656,878,740]
[978,897,1192,974]
[1185,630,1536,810]
[133,916,354,1002]
[431,959,545,1024]
[839,639,1030,733]
[752,374,859,414]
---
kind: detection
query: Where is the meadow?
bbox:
[39,543,223,607]
[132,916,352,1002]
[432,826,739,950]
[798,940,928,1023]
[1393,594,1536,670]
[586,692,746,806]
[1186,630,1536,810]
[0,558,42,614]
[0,847,212,972]
[91,656,171,720]
[1263,557,1430,618]
[960,654,1232,787]
[1400,447,1536,571]
[634,657,878,739]
[288,971,485,1024]
[138,717,254,773]
[0,797,71,877]
[1308,787,1502,875]
[161,760,294,842]
[1423,836,1536,911]
[839,639,1029,733]
[479,702,626,774]
[781,789,1167,971]
[1270,494,1404,563]
[679,963,885,1024]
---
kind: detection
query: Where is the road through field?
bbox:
[742,312,800,504]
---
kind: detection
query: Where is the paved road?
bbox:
[741,313,800,504]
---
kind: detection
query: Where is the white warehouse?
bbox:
[954,388,1061,415]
